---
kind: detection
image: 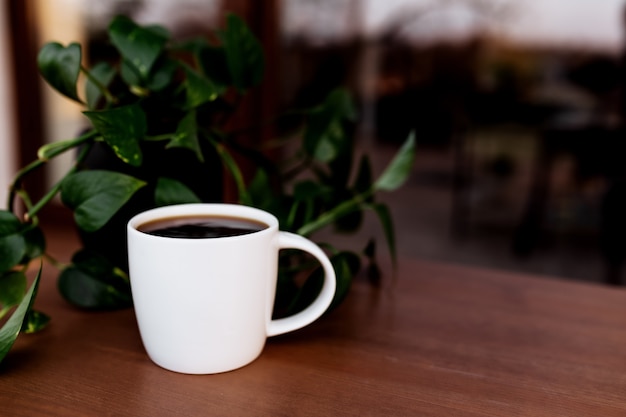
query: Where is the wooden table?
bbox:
[3,226,626,416]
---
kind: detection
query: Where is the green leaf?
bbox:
[166,110,203,162]
[328,252,358,311]
[21,310,50,334]
[143,24,170,40]
[307,120,342,163]
[58,251,132,310]
[58,266,130,310]
[0,271,27,310]
[37,42,82,102]
[108,15,169,80]
[120,58,142,87]
[83,103,146,166]
[293,180,332,202]
[0,211,26,271]
[146,57,178,91]
[218,14,264,91]
[0,265,42,364]
[22,226,46,263]
[282,251,357,316]
[362,239,382,285]
[61,170,147,232]
[304,89,356,163]
[69,250,119,280]
[374,132,416,191]
[0,211,22,236]
[0,234,26,272]
[247,169,274,211]
[368,203,397,264]
[184,66,218,108]
[155,177,202,206]
[85,62,116,109]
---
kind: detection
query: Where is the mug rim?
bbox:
[127,203,278,241]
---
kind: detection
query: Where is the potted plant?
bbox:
[0,14,415,364]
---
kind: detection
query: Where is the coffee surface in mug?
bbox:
[138,214,268,239]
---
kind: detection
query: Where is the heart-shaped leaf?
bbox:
[374,132,416,192]
[247,170,280,214]
[146,57,178,91]
[0,271,27,311]
[61,170,147,232]
[367,203,396,264]
[155,177,202,207]
[0,265,41,364]
[166,110,203,162]
[328,251,359,311]
[304,89,356,163]
[184,66,218,109]
[0,211,26,271]
[83,103,146,166]
[37,42,82,102]
[120,58,142,87]
[22,226,46,263]
[21,310,50,334]
[108,16,169,81]
[293,180,333,202]
[69,250,120,280]
[218,14,264,91]
[0,234,26,272]
[280,251,357,316]
[58,251,132,310]
[0,211,22,236]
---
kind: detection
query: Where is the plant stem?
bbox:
[24,180,63,223]
[25,143,93,222]
[43,253,68,270]
[113,267,130,284]
[143,133,173,142]
[7,131,97,213]
[80,65,116,105]
[212,140,251,205]
[296,189,373,237]
[281,154,312,183]
[7,159,45,213]
[14,190,38,227]
[37,130,98,161]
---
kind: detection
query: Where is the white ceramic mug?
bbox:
[127,203,336,374]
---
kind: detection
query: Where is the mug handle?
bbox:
[267,232,337,337]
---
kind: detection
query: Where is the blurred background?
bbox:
[3,0,626,285]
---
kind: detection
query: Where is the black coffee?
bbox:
[138,215,268,239]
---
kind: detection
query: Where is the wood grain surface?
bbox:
[2,223,626,416]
